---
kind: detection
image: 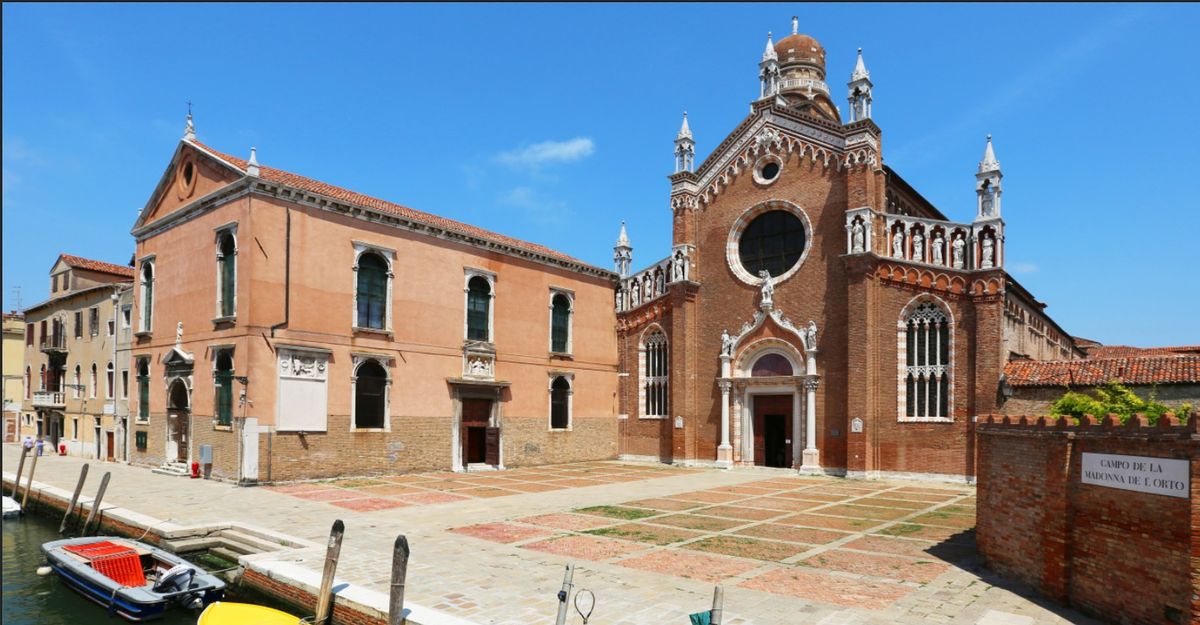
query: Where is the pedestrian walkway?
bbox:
[2,446,1097,625]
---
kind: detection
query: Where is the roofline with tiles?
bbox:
[132,153,619,283]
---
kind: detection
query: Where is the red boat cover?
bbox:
[63,541,146,587]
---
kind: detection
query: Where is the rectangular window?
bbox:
[72,418,78,439]
[26,324,33,346]
[106,367,114,399]
[107,318,115,336]
[121,370,129,400]
[121,306,132,329]
[135,431,147,451]
[138,365,150,422]
[75,312,83,339]
[89,307,99,336]
[215,369,233,426]
[52,275,58,293]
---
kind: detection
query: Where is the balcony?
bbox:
[32,391,65,408]
[40,334,68,354]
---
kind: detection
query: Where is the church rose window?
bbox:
[738,210,806,278]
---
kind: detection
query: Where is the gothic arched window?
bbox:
[356,252,388,330]
[550,293,571,354]
[106,362,114,399]
[642,329,669,418]
[550,376,571,430]
[137,358,150,422]
[354,359,388,429]
[466,276,491,341]
[140,261,154,332]
[217,230,237,318]
[903,302,951,419]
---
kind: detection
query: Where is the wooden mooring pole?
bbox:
[20,445,40,509]
[711,585,724,625]
[554,563,574,625]
[313,519,345,625]
[388,535,410,625]
[80,472,111,536]
[11,445,28,499]
[60,463,89,534]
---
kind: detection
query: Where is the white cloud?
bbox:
[497,137,594,169]
[500,186,568,225]
[1011,261,1039,274]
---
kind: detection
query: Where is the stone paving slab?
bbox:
[2,445,1101,625]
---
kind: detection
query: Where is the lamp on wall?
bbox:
[998,374,1014,403]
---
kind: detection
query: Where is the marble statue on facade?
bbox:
[851,220,865,253]
[911,231,924,262]
[175,322,183,346]
[630,281,640,306]
[721,329,733,356]
[932,233,944,265]
[805,321,817,351]
[892,230,904,258]
[758,270,774,308]
[981,235,995,268]
[952,235,965,269]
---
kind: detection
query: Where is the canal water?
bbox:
[2,509,302,625]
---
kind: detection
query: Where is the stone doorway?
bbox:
[753,394,793,468]
[167,379,190,464]
[461,398,497,467]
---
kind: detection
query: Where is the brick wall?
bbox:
[976,414,1198,625]
[1001,384,1200,418]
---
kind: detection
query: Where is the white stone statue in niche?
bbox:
[644,277,653,300]
[911,231,924,262]
[758,270,774,308]
[892,230,905,258]
[851,220,865,253]
[656,271,665,295]
[720,329,733,356]
[932,233,945,265]
[952,235,965,269]
[981,235,995,268]
[630,280,640,306]
[468,357,491,377]
[804,321,818,351]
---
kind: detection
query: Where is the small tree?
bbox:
[1050,381,1191,425]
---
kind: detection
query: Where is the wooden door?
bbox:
[170,411,189,462]
[752,395,793,468]
[106,432,115,461]
[485,427,500,466]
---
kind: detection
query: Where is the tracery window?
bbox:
[642,329,669,418]
[903,302,950,419]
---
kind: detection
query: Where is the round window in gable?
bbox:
[738,209,806,278]
[752,154,783,186]
[176,156,198,199]
[183,162,194,186]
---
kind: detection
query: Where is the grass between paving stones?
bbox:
[937,504,976,516]
[684,535,806,562]
[584,523,701,545]
[575,505,659,520]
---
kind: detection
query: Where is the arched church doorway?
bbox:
[167,379,190,463]
[753,395,792,468]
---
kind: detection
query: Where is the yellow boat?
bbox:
[197,601,304,625]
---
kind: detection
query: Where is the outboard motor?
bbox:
[152,564,195,594]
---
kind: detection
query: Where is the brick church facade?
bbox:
[125,21,1076,483]
[614,21,1077,481]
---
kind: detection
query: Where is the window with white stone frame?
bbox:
[138,259,155,333]
[549,374,572,430]
[549,290,573,354]
[464,270,496,343]
[351,355,389,431]
[215,226,238,319]
[640,328,669,418]
[899,300,953,421]
[352,243,395,333]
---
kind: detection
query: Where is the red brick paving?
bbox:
[618,550,761,584]
[330,497,411,512]
[738,567,913,609]
[521,535,649,560]
[450,522,555,544]
[517,513,615,531]
[799,549,948,583]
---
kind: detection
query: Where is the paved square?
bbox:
[3,448,1100,625]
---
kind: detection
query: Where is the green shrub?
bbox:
[1049,381,1191,425]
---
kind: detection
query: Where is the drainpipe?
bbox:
[110,289,120,463]
[269,203,291,338]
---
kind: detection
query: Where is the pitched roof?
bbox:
[1005,356,1200,387]
[1080,345,1200,359]
[59,254,135,279]
[189,141,595,270]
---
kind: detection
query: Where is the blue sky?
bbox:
[3,3,1198,346]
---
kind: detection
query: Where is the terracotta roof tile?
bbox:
[190,141,595,270]
[1081,345,1200,359]
[1005,356,1200,387]
[59,254,135,279]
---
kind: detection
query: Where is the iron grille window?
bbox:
[356,253,388,330]
[551,294,570,353]
[550,376,570,429]
[466,276,491,341]
[354,360,387,429]
[904,303,950,419]
[643,330,669,417]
